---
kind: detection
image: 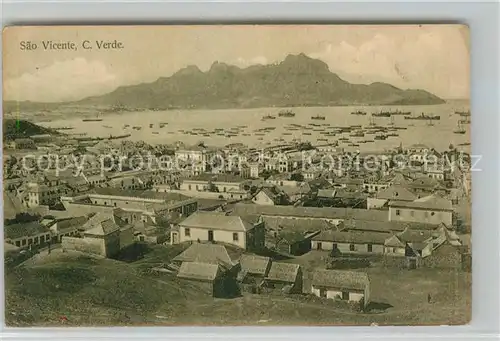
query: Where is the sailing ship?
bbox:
[454,121,466,134]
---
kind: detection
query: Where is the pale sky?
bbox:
[3,25,470,102]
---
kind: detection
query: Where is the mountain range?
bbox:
[5,53,445,111]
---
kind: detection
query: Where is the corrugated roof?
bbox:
[177,262,220,281]
[179,211,254,232]
[239,254,271,276]
[266,262,300,283]
[312,270,369,290]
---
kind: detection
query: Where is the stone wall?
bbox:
[61,236,105,257]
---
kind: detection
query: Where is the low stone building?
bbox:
[311,269,370,309]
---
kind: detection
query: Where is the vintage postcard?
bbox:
[3,25,471,326]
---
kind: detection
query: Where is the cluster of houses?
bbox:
[4,140,471,309]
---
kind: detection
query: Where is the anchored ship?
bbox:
[351,110,367,116]
[278,110,296,117]
[404,113,441,120]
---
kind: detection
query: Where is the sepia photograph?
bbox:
[3,25,471,326]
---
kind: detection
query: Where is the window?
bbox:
[22,239,26,246]
[114,203,117,207]
[395,209,401,216]
[349,244,355,251]
[430,211,435,216]
[15,241,21,247]
[223,187,227,192]
[233,233,239,241]
[104,202,107,206]
[410,210,414,217]
[424,211,429,218]
[342,291,350,300]
[28,238,33,245]
[332,243,338,251]
[185,228,191,237]
[316,242,322,250]
[367,244,373,252]
[319,288,327,298]
[188,184,192,190]
[34,237,39,244]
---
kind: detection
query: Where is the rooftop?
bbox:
[389,194,453,211]
[266,262,301,283]
[311,270,369,290]
[177,262,220,281]
[184,173,247,183]
[312,230,388,245]
[5,221,50,240]
[239,254,271,276]
[179,211,255,232]
[84,218,120,236]
[172,243,235,267]
[91,188,193,203]
[231,203,388,222]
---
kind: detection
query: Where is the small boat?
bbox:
[303,132,312,135]
[103,125,112,128]
[132,126,142,130]
[311,115,326,120]
[374,133,387,140]
[152,132,159,135]
[54,127,74,130]
[262,115,276,121]
[149,124,154,128]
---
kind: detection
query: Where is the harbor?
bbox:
[39,101,470,153]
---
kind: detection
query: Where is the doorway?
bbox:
[208,230,214,242]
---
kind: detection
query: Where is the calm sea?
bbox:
[39,101,470,153]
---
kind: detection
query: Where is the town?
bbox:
[4,132,472,326]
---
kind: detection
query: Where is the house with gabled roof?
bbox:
[311,270,370,308]
[367,184,418,209]
[173,211,265,251]
[251,186,286,206]
[172,243,237,268]
[263,262,303,294]
[389,193,453,225]
[176,261,230,297]
[237,255,272,291]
